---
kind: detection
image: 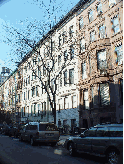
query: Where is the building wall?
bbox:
[76,0,123,128]
[0,0,123,128]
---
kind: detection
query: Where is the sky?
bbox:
[0,0,80,73]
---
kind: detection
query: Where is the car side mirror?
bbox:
[80,133,85,137]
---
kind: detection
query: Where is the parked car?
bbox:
[64,123,123,164]
[1,125,12,135]
[9,124,25,138]
[19,122,60,146]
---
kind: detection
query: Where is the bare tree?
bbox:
[2,0,80,124]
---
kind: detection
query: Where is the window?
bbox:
[109,0,116,7]
[62,31,67,44]
[58,99,61,112]
[89,56,91,74]
[29,125,37,130]
[28,76,30,84]
[59,35,62,46]
[64,50,68,62]
[31,105,33,116]
[81,62,87,79]
[97,50,107,74]
[69,26,74,38]
[79,17,83,29]
[32,72,35,80]
[52,41,55,52]
[69,68,74,84]
[45,124,57,131]
[24,107,25,116]
[38,104,40,116]
[65,97,69,109]
[58,55,61,66]
[36,86,38,96]
[32,87,35,97]
[44,42,50,57]
[72,95,76,108]
[119,79,123,105]
[43,66,46,76]
[99,83,110,106]
[58,99,63,111]
[33,57,37,66]
[97,3,102,15]
[99,25,105,39]
[59,73,62,87]
[58,120,61,127]
[18,94,20,102]
[80,38,85,52]
[89,10,93,23]
[84,127,97,137]
[90,30,95,42]
[115,45,123,65]
[96,127,109,137]
[90,86,94,108]
[34,104,36,115]
[64,70,67,86]
[83,90,89,110]
[112,16,120,34]
[70,46,74,59]
[109,127,123,137]
[51,79,54,91]
[28,90,29,100]
[24,92,25,100]
[44,102,46,115]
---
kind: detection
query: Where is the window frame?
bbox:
[99,83,110,107]
[97,49,107,74]
[90,30,95,42]
[99,25,105,39]
[88,10,94,23]
[112,16,120,34]
[83,89,89,110]
[81,62,87,79]
[64,70,68,86]
[79,17,83,30]
[69,68,74,84]
[115,44,123,65]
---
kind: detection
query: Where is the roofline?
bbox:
[17,0,90,67]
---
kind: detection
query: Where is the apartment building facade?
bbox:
[0,0,123,129]
[76,0,123,128]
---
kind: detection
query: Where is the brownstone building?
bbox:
[77,0,123,128]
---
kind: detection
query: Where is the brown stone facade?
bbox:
[77,0,123,128]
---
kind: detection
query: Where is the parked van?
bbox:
[19,122,60,146]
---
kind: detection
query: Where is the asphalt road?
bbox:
[0,134,106,164]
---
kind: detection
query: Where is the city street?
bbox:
[0,134,106,164]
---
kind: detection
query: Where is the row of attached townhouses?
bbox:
[0,0,123,131]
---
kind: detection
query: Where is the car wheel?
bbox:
[68,143,76,156]
[107,149,119,164]
[30,137,35,146]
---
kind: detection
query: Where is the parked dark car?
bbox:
[9,124,25,138]
[64,123,123,164]
[1,125,12,135]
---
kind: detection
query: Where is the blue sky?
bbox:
[0,0,79,72]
